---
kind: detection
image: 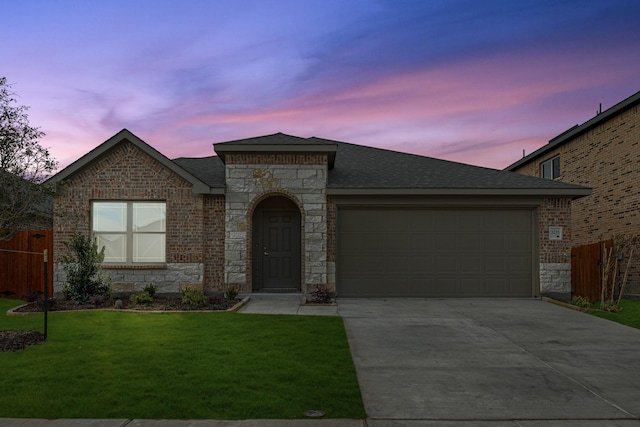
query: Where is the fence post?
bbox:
[43,249,48,341]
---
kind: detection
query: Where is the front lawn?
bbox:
[588,298,640,330]
[0,298,365,420]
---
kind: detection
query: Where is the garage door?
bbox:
[337,208,534,297]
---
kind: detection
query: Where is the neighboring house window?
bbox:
[92,201,166,263]
[541,156,560,180]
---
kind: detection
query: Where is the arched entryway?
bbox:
[251,196,302,292]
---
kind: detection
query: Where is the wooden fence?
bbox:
[0,230,53,299]
[571,240,611,302]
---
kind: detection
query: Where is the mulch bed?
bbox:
[0,330,46,352]
[12,296,240,313]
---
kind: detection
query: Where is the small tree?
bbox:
[600,234,639,311]
[61,232,111,304]
[0,77,57,240]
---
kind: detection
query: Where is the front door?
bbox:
[253,197,301,291]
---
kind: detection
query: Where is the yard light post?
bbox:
[43,249,48,340]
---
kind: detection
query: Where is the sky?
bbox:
[2,0,640,171]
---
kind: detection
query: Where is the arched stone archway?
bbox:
[251,195,302,292]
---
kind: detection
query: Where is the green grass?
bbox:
[587,298,640,329]
[0,298,365,420]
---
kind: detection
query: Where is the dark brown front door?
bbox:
[253,197,301,291]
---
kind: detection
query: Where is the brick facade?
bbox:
[538,197,573,295]
[52,141,225,295]
[511,100,640,294]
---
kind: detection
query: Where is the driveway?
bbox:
[339,298,640,426]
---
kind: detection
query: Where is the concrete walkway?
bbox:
[4,297,640,426]
[236,293,339,316]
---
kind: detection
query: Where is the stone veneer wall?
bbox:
[223,153,329,294]
[538,197,573,297]
[52,141,215,295]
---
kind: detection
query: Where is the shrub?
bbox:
[310,285,333,304]
[143,284,156,298]
[181,288,208,308]
[570,296,592,309]
[224,286,238,300]
[61,232,111,304]
[603,300,623,313]
[132,291,154,304]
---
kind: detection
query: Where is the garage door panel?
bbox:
[384,254,411,272]
[509,233,531,250]
[340,232,383,251]
[509,255,531,271]
[337,208,534,297]
[341,255,385,273]
[435,233,460,251]
[485,256,507,273]
[459,278,485,294]
[412,255,435,272]
[386,233,412,248]
[411,234,436,250]
[464,256,485,273]
[460,234,484,251]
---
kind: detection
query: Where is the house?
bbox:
[49,129,589,299]
[506,89,640,294]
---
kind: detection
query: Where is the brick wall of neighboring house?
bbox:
[512,103,640,294]
[222,153,329,295]
[52,141,219,295]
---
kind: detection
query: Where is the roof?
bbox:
[316,138,590,196]
[49,129,219,194]
[505,89,640,171]
[214,132,337,168]
[51,129,590,198]
[172,156,225,188]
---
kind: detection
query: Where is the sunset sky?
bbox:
[3,0,640,171]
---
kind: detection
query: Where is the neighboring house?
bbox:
[506,89,640,294]
[49,129,589,299]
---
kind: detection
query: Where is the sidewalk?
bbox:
[0,419,365,426]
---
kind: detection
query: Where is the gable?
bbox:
[49,129,214,194]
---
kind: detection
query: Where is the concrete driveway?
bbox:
[339,298,640,426]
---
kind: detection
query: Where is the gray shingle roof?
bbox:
[172,156,225,188]
[214,132,329,146]
[310,137,590,195]
[50,129,590,197]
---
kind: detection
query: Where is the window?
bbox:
[541,156,560,180]
[92,201,166,263]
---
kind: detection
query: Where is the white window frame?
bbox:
[92,201,166,264]
[541,156,560,180]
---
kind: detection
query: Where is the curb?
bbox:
[6,296,251,316]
